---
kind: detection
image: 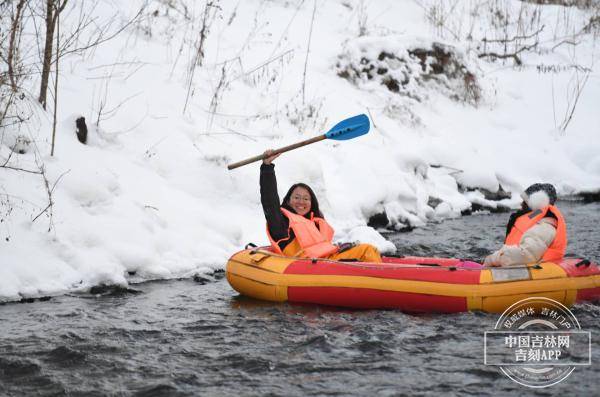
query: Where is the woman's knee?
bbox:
[356,243,382,262]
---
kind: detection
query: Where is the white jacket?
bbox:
[484,217,558,267]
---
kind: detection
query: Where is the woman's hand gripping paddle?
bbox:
[226,114,370,170]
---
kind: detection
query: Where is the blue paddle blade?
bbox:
[324,114,370,141]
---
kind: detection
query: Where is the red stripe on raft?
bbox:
[576,287,600,303]
[287,287,467,313]
[284,260,481,284]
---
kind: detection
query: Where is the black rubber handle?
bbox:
[575,259,591,268]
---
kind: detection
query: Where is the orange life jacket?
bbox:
[267,207,339,258]
[504,205,567,262]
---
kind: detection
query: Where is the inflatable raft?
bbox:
[226,248,600,313]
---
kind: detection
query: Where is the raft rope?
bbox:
[246,248,552,271]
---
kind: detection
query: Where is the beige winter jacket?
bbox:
[484,217,558,267]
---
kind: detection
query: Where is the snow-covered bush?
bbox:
[336,37,481,105]
[521,0,598,7]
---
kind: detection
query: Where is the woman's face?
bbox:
[289,186,312,216]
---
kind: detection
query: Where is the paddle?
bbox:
[226,114,370,170]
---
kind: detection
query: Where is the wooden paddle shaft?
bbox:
[227,134,326,170]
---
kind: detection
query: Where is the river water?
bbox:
[1,202,598,396]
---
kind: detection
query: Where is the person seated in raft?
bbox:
[260,149,382,262]
[483,183,566,267]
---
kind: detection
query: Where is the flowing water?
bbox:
[1,202,599,396]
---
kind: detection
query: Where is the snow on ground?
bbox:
[1,0,599,301]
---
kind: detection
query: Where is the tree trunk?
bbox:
[8,0,27,92]
[39,0,55,110]
[38,0,67,110]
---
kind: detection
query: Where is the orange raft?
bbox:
[226,248,600,313]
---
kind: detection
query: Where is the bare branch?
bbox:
[302,0,317,105]
[31,167,70,230]
[230,49,294,83]
[482,25,545,44]
[551,39,579,50]
[478,42,539,66]
[50,2,60,156]
[268,0,305,59]
[183,0,220,114]
[560,68,592,133]
[0,165,43,175]
[58,6,146,58]
[206,63,229,132]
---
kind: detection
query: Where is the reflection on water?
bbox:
[0,202,598,396]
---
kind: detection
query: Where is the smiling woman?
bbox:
[259,150,381,262]
[288,186,312,216]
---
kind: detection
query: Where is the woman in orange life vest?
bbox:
[484,183,567,267]
[260,149,382,262]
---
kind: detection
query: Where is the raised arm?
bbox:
[260,151,289,242]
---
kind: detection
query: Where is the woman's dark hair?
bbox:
[281,183,324,218]
[505,206,529,237]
